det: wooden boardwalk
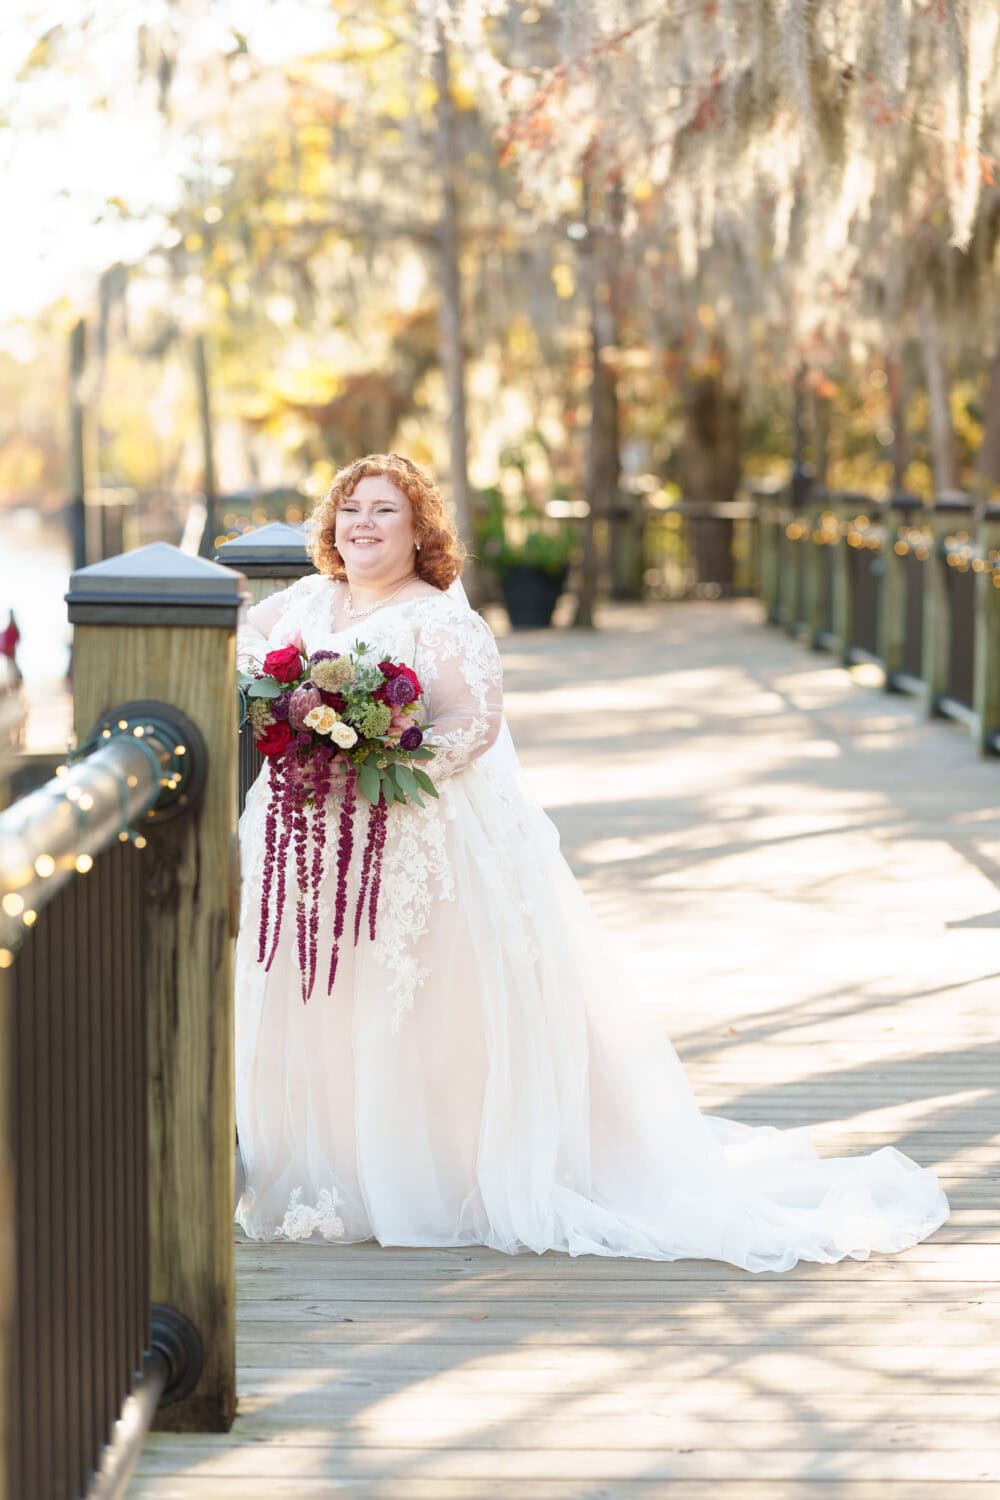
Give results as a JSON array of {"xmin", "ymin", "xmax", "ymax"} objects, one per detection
[{"xmin": 129, "ymin": 600, "xmax": 1000, "ymax": 1500}]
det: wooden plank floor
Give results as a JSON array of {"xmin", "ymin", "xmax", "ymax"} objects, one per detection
[{"xmin": 128, "ymin": 601, "xmax": 1000, "ymax": 1500}]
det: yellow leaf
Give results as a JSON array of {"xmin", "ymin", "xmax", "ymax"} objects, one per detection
[{"xmin": 552, "ymin": 264, "xmax": 576, "ymax": 299}]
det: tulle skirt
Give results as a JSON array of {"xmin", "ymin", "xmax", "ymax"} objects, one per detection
[{"xmin": 234, "ymin": 758, "xmax": 949, "ymax": 1273}]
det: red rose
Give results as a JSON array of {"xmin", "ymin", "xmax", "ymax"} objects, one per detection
[
  {"xmin": 375, "ymin": 660, "xmax": 422, "ymax": 703},
  {"xmin": 262, "ymin": 643, "xmax": 304, "ymax": 683},
  {"xmin": 257, "ymin": 720, "xmax": 294, "ymax": 757}
]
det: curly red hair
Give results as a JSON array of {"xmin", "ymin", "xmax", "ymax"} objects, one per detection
[{"xmin": 308, "ymin": 453, "xmax": 466, "ymax": 590}]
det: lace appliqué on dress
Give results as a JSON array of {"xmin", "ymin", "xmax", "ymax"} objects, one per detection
[
  {"xmin": 278, "ymin": 1186, "xmax": 346, "ymax": 1242},
  {"xmin": 368, "ymin": 601, "xmax": 502, "ymax": 1030},
  {"xmin": 415, "ymin": 606, "xmax": 503, "ymax": 780},
  {"xmin": 374, "ymin": 800, "xmax": 456, "ymax": 1033}
]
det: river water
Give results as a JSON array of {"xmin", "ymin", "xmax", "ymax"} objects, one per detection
[{"xmin": 1, "ymin": 508, "xmax": 74, "ymax": 749}]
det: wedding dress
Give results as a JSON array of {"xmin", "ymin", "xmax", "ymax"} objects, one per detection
[{"xmin": 233, "ymin": 572, "xmax": 949, "ymax": 1272}]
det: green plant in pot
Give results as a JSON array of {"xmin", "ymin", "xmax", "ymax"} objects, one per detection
[{"xmin": 476, "ymin": 482, "xmax": 576, "ymax": 629}]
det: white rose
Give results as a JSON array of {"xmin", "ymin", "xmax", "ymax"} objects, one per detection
[
  {"xmin": 330, "ymin": 722, "xmax": 358, "ymax": 749},
  {"xmin": 304, "ymin": 705, "xmax": 339, "ymax": 735}
]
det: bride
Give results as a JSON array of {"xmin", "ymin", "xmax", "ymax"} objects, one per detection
[{"xmin": 233, "ymin": 451, "xmax": 949, "ymax": 1273}]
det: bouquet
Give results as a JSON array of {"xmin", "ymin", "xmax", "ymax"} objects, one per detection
[{"xmin": 239, "ymin": 635, "xmax": 438, "ymax": 1002}]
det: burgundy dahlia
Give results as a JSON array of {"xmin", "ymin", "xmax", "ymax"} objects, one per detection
[{"xmin": 385, "ymin": 674, "xmax": 417, "ymax": 708}]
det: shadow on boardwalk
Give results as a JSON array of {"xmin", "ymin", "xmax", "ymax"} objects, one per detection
[{"xmin": 129, "ymin": 599, "xmax": 1000, "ymax": 1500}]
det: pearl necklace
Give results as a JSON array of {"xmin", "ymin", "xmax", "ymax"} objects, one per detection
[{"xmin": 343, "ymin": 574, "xmax": 419, "ymax": 620}]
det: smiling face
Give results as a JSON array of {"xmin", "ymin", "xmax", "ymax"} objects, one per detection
[{"xmin": 334, "ymin": 475, "xmax": 418, "ymax": 584}]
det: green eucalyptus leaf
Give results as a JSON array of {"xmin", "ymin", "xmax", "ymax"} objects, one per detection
[
  {"xmin": 247, "ymin": 678, "xmax": 283, "ymax": 700},
  {"xmin": 357, "ymin": 761, "xmax": 381, "ymax": 805},
  {"xmin": 412, "ymin": 768, "xmax": 439, "ymax": 798},
  {"xmin": 394, "ymin": 763, "xmax": 418, "ymax": 799}
]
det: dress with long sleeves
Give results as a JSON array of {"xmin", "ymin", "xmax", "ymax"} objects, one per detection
[{"xmin": 233, "ymin": 573, "xmax": 949, "ymax": 1271}]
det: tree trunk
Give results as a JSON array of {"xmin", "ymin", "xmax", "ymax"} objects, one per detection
[
  {"xmin": 432, "ymin": 26, "xmax": 478, "ymax": 603},
  {"xmin": 919, "ymin": 285, "xmax": 958, "ymax": 495},
  {"xmin": 810, "ymin": 389, "xmax": 830, "ymax": 488},
  {"xmin": 194, "ymin": 334, "xmax": 219, "ymax": 559},
  {"xmin": 975, "ymin": 337, "xmax": 1000, "ymax": 492},
  {"xmin": 68, "ymin": 319, "xmax": 87, "ymax": 572},
  {"xmin": 574, "ymin": 176, "xmax": 623, "ymax": 629},
  {"xmin": 790, "ymin": 361, "xmax": 811, "ymax": 507},
  {"xmin": 678, "ymin": 366, "xmax": 742, "ymax": 503},
  {"xmin": 886, "ymin": 350, "xmax": 910, "ymax": 490},
  {"xmin": 677, "ymin": 365, "xmax": 742, "ymax": 593}
]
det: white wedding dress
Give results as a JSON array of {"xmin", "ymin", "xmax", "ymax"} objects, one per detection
[{"xmin": 233, "ymin": 573, "xmax": 949, "ymax": 1272}]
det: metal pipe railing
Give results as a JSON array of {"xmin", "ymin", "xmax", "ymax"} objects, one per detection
[
  {"xmin": 87, "ymin": 1306, "xmax": 203, "ymax": 1500},
  {"xmin": 4, "ymin": 699, "xmax": 207, "ymax": 1500},
  {"xmin": 0, "ymin": 702, "xmax": 203, "ymax": 955}
]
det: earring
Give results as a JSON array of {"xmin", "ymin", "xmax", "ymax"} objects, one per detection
[{"xmin": 415, "ymin": 542, "xmax": 421, "ymax": 551}]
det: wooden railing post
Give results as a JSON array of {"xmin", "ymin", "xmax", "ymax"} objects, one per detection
[
  {"xmin": 783, "ymin": 472, "xmax": 812, "ymax": 637},
  {"xmin": 0, "ymin": 694, "xmax": 23, "ymax": 1500},
  {"xmin": 802, "ymin": 487, "xmax": 830, "ymax": 646},
  {"xmin": 830, "ymin": 494, "xmax": 855, "ymax": 662},
  {"xmin": 66, "ymin": 542, "xmax": 247, "ymax": 1432},
  {"xmin": 974, "ymin": 502, "xmax": 1000, "ymax": 754},
  {"xmin": 215, "ymin": 519, "xmax": 315, "ymax": 605},
  {"xmin": 923, "ymin": 491, "xmax": 974, "ymax": 720},
  {"xmin": 879, "ymin": 491, "xmax": 926, "ymax": 687},
  {"xmin": 758, "ymin": 492, "xmax": 784, "ymax": 624}
]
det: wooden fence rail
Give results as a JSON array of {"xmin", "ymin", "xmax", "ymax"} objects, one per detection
[
  {"xmin": 755, "ymin": 484, "xmax": 1000, "ymax": 757},
  {"xmin": 0, "ymin": 543, "xmax": 245, "ymax": 1500}
]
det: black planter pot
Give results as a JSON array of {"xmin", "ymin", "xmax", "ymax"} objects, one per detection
[{"xmin": 501, "ymin": 565, "xmax": 567, "ymax": 628}]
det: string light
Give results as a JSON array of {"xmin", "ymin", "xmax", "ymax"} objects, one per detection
[{"xmin": 0, "ymin": 712, "xmax": 189, "ymax": 953}]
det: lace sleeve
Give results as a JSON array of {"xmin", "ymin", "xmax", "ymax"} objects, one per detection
[
  {"xmin": 418, "ymin": 608, "xmax": 504, "ymax": 782},
  {"xmin": 236, "ymin": 575, "xmax": 317, "ymax": 670}
]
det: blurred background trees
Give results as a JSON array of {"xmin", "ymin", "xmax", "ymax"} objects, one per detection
[{"xmin": 4, "ymin": 0, "xmax": 1000, "ymax": 608}]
